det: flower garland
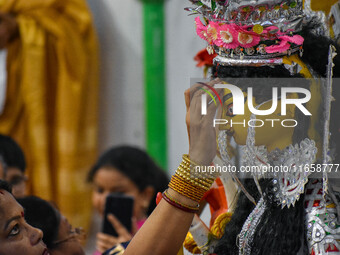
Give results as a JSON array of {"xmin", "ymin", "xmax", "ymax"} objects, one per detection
[{"xmin": 195, "ymin": 17, "xmax": 304, "ymax": 55}]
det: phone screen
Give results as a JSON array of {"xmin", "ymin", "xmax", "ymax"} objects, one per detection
[{"xmin": 102, "ymin": 193, "xmax": 134, "ymax": 236}]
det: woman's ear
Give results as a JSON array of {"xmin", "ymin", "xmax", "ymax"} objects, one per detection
[{"xmin": 141, "ymin": 186, "xmax": 155, "ymax": 207}]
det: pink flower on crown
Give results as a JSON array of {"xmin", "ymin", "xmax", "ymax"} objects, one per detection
[
  {"xmin": 281, "ymin": 35, "xmax": 304, "ymax": 45},
  {"xmin": 195, "ymin": 17, "xmax": 214, "ymax": 44},
  {"xmin": 237, "ymin": 29, "xmax": 260, "ymax": 48},
  {"xmin": 215, "ymin": 23, "xmax": 239, "ymax": 49},
  {"xmin": 265, "ymin": 35, "xmax": 304, "ymax": 53},
  {"xmin": 206, "ymin": 22, "xmax": 219, "ymax": 42}
]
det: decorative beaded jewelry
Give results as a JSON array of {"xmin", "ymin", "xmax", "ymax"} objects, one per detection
[
  {"xmin": 168, "ymin": 154, "xmax": 218, "ymax": 203},
  {"xmin": 162, "ymin": 189, "xmax": 200, "ymax": 213}
]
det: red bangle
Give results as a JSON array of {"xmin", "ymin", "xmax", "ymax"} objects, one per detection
[{"xmin": 162, "ymin": 191, "xmax": 199, "ymax": 213}]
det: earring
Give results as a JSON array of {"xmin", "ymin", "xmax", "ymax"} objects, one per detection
[{"xmin": 143, "ymin": 200, "xmax": 149, "ymax": 208}]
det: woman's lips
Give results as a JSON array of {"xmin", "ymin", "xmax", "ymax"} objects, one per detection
[{"xmin": 42, "ymin": 248, "xmax": 50, "ymax": 255}]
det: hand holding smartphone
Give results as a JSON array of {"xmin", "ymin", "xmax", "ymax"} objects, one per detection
[{"xmin": 102, "ymin": 193, "xmax": 134, "ymax": 237}]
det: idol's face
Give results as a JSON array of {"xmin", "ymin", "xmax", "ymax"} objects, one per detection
[
  {"xmin": 219, "ymin": 88, "xmax": 297, "ymax": 151},
  {"xmin": 0, "ymin": 190, "xmax": 49, "ymax": 255}
]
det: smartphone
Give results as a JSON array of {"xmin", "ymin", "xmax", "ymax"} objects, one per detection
[{"xmin": 102, "ymin": 193, "xmax": 134, "ymax": 237}]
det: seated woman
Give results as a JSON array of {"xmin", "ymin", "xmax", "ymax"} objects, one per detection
[
  {"xmin": 0, "ymin": 179, "xmax": 48, "ymax": 255},
  {"xmin": 87, "ymin": 145, "xmax": 169, "ymax": 253},
  {"xmin": 17, "ymin": 196, "xmax": 85, "ymax": 255}
]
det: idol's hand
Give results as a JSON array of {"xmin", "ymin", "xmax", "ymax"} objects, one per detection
[{"xmin": 185, "ymin": 78, "xmax": 223, "ymax": 166}]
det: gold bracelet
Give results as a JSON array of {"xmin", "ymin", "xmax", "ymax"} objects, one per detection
[
  {"xmin": 174, "ymin": 171, "xmax": 212, "ymax": 190},
  {"xmin": 175, "ymin": 168, "xmax": 213, "ymax": 188},
  {"xmin": 169, "ymin": 176, "xmax": 205, "ymax": 202},
  {"xmin": 163, "ymin": 189, "xmax": 199, "ymax": 210},
  {"xmin": 176, "ymin": 163, "xmax": 215, "ymax": 188},
  {"xmin": 168, "ymin": 154, "xmax": 217, "ymax": 203},
  {"xmin": 178, "ymin": 156, "xmax": 215, "ymax": 187},
  {"xmin": 182, "ymin": 154, "xmax": 218, "ymax": 179}
]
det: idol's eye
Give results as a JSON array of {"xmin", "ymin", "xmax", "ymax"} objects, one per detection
[
  {"xmin": 226, "ymin": 103, "xmax": 235, "ymax": 117},
  {"xmin": 9, "ymin": 224, "xmax": 20, "ymax": 237}
]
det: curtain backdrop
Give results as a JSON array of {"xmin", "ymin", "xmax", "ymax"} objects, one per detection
[{"xmin": 0, "ymin": 0, "xmax": 99, "ymax": 230}]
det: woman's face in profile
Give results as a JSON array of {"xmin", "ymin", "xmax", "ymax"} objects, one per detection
[{"xmin": 0, "ymin": 190, "xmax": 49, "ymax": 255}]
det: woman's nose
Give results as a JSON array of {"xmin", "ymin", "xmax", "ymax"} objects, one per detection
[
  {"xmin": 98, "ymin": 192, "xmax": 109, "ymax": 214},
  {"xmin": 101, "ymin": 191, "xmax": 110, "ymax": 204},
  {"xmin": 29, "ymin": 225, "xmax": 44, "ymax": 246}
]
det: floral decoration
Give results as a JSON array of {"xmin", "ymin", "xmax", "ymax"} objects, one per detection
[
  {"xmin": 194, "ymin": 48, "xmax": 217, "ymax": 67},
  {"xmin": 194, "ymin": 17, "xmax": 304, "ymax": 55}
]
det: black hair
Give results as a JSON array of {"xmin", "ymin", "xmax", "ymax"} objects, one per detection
[
  {"xmin": 214, "ymin": 179, "xmax": 305, "ymax": 255},
  {"xmin": 16, "ymin": 196, "xmax": 60, "ymax": 249},
  {"xmin": 88, "ymin": 146, "xmax": 169, "ymax": 215},
  {"xmin": 300, "ymin": 27, "xmax": 340, "ymax": 164},
  {"xmin": 214, "ymin": 179, "xmax": 260, "ymax": 254},
  {"xmin": 0, "ymin": 134, "xmax": 26, "ymax": 173},
  {"xmin": 0, "ymin": 179, "xmax": 12, "ymax": 193}
]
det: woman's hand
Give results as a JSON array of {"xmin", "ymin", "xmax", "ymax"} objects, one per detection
[
  {"xmin": 0, "ymin": 12, "xmax": 19, "ymax": 49},
  {"xmin": 185, "ymin": 78, "xmax": 223, "ymax": 166},
  {"xmin": 96, "ymin": 214, "xmax": 137, "ymax": 253}
]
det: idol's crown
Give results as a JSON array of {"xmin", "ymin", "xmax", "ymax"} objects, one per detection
[{"xmin": 186, "ymin": 0, "xmax": 326, "ymax": 66}]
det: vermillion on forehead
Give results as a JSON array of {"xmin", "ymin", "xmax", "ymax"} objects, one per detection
[{"xmin": 0, "ymin": 190, "xmax": 21, "ymax": 217}]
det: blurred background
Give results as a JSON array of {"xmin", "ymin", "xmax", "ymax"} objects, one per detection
[{"xmin": 86, "ymin": 0, "xmax": 205, "ymax": 174}]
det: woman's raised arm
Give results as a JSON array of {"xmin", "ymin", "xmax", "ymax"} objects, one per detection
[{"xmin": 124, "ymin": 79, "xmax": 223, "ymax": 255}]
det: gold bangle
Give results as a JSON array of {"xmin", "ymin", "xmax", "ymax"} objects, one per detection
[
  {"xmin": 174, "ymin": 173, "xmax": 211, "ymax": 191},
  {"xmin": 176, "ymin": 164, "xmax": 215, "ymax": 187},
  {"xmin": 169, "ymin": 176, "xmax": 205, "ymax": 202},
  {"xmin": 163, "ymin": 189, "xmax": 199, "ymax": 210},
  {"xmin": 179, "ymin": 156, "xmax": 214, "ymax": 180},
  {"xmin": 177, "ymin": 166, "xmax": 215, "ymax": 184},
  {"xmin": 171, "ymin": 175, "xmax": 206, "ymax": 196},
  {"xmin": 175, "ymin": 170, "xmax": 213, "ymax": 189},
  {"xmin": 182, "ymin": 154, "xmax": 199, "ymax": 166},
  {"xmin": 168, "ymin": 154, "xmax": 217, "ymax": 203}
]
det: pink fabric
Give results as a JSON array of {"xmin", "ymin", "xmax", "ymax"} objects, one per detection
[{"xmin": 136, "ymin": 219, "xmax": 146, "ymax": 230}]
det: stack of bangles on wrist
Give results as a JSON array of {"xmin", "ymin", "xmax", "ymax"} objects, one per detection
[
  {"xmin": 162, "ymin": 189, "xmax": 199, "ymax": 213},
  {"xmin": 163, "ymin": 154, "xmax": 218, "ymax": 213}
]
